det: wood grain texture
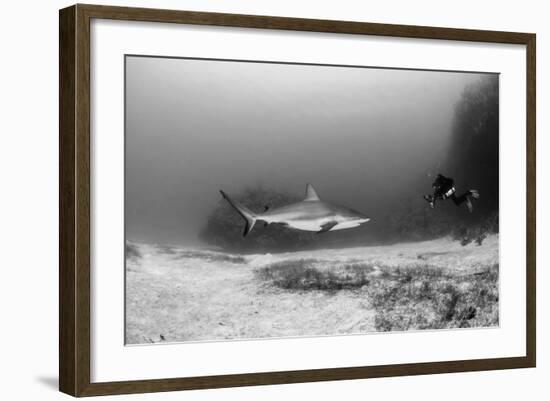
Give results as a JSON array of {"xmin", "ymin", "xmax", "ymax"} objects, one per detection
[
  {"xmin": 78, "ymin": 3, "xmax": 533, "ymax": 43},
  {"xmin": 59, "ymin": 3, "xmax": 536, "ymax": 397},
  {"xmin": 59, "ymin": 4, "xmax": 92, "ymax": 396},
  {"xmin": 77, "ymin": 357, "xmax": 533, "ymax": 396},
  {"xmin": 59, "ymin": 5, "xmax": 76, "ymax": 396},
  {"xmin": 525, "ymin": 34, "xmax": 536, "ymax": 367},
  {"xmin": 75, "ymin": 4, "xmax": 92, "ymax": 396}
]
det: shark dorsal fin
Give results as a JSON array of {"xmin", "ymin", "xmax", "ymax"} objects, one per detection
[{"xmin": 304, "ymin": 183, "xmax": 321, "ymax": 201}]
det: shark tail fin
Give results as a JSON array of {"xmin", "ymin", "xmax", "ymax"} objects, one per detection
[{"xmin": 219, "ymin": 190, "xmax": 257, "ymax": 237}]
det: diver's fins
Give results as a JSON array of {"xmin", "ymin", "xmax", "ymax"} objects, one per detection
[
  {"xmin": 423, "ymin": 195, "xmax": 435, "ymax": 209},
  {"xmin": 465, "ymin": 197, "xmax": 474, "ymax": 213},
  {"xmin": 465, "ymin": 190, "xmax": 480, "ymax": 213}
]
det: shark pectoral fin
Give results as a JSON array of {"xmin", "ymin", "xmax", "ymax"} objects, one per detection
[{"xmin": 317, "ymin": 221, "xmax": 338, "ymax": 234}]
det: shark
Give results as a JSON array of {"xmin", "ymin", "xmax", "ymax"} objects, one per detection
[{"xmin": 219, "ymin": 184, "xmax": 370, "ymax": 237}]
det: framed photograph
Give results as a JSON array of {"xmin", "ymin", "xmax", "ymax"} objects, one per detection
[{"xmin": 59, "ymin": 4, "xmax": 536, "ymax": 397}]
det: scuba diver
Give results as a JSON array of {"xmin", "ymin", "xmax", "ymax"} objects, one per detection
[{"xmin": 423, "ymin": 174, "xmax": 480, "ymax": 212}]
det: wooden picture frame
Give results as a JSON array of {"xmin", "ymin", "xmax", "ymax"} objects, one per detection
[{"xmin": 59, "ymin": 3, "xmax": 536, "ymax": 397}]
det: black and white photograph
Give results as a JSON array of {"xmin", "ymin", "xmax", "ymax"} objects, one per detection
[
  {"xmin": 1, "ymin": 0, "xmax": 543, "ymax": 398},
  {"xmin": 124, "ymin": 56, "xmax": 499, "ymax": 345}
]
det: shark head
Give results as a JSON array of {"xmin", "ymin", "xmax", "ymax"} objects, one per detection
[
  {"xmin": 335, "ymin": 206, "xmax": 370, "ymax": 229},
  {"xmin": 352, "ymin": 215, "xmax": 371, "ymax": 226},
  {"xmin": 304, "ymin": 184, "xmax": 370, "ymax": 231}
]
